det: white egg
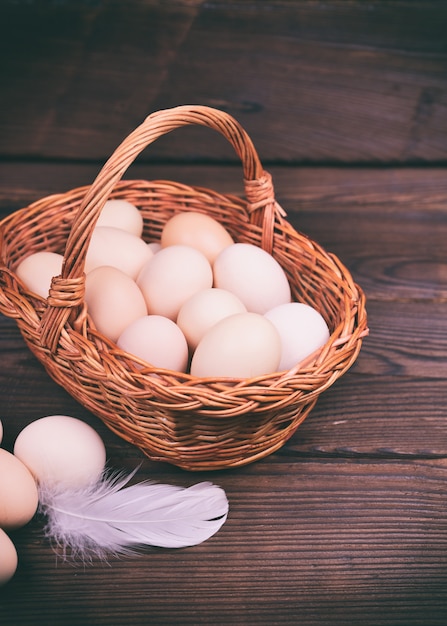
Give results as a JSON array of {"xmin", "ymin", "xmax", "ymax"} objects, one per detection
[
  {"xmin": 190, "ymin": 312, "xmax": 281, "ymax": 379},
  {"xmin": 85, "ymin": 266, "xmax": 148, "ymax": 342},
  {"xmin": 213, "ymin": 243, "xmax": 291, "ymax": 314},
  {"xmin": 137, "ymin": 245, "xmax": 213, "ymax": 321},
  {"xmin": 117, "ymin": 315, "xmax": 189, "ymax": 372},
  {"xmin": 85, "ymin": 226, "xmax": 153, "ymax": 279},
  {"xmin": 16, "ymin": 251, "xmax": 64, "ymax": 299},
  {"xmin": 264, "ymin": 302, "xmax": 330, "ymax": 371},
  {"xmin": 96, "ymin": 199, "xmax": 144, "ymax": 237},
  {"xmin": 177, "ymin": 288, "xmax": 247, "ymax": 350},
  {"xmin": 14, "ymin": 415, "xmax": 107, "ymax": 490}
]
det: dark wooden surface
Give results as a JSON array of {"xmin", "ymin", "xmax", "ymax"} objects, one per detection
[
  {"xmin": 1, "ymin": 2, "xmax": 447, "ymax": 625},
  {"xmin": 1, "ymin": 0, "xmax": 447, "ymax": 164}
]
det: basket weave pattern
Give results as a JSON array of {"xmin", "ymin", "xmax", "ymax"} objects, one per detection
[{"xmin": 0, "ymin": 106, "xmax": 368, "ymax": 470}]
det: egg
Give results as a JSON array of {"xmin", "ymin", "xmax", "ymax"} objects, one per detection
[
  {"xmin": 16, "ymin": 251, "xmax": 64, "ymax": 299},
  {"xmin": 190, "ymin": 312, "xmax": 281, "ymax": 378},
  {"xmin": 177, "ymin": 288, "xmax": 247, "ymax": 350},
  {"xmin": 137, "ymin": 245, "xmax": 213, "ymax": 321},
  {"xmin": 147, "ymin": 242, "xmax": 161, "ymax": 254},
  {"xmin": 0, "ymin": 449, "xmax": 38, "ymax": 530},
  {"xmin": 213, "ymin": 243, "xmax": 292, "ymax": 314},
  {"xmin": 85, "ymin": 266, "xmax": 148, "ymax": 342},
  {"xmin": 0, "ymin": 529, "xmax": 18, "ymax": 586},
  {"xmin": 117, "ymin": 315, "xmax": 189, "ymax": 372},
  {"xmin": 96, "ymin": 199, "xmax": 144, "ymax": 237},
  {"xmin": 85, "ymin": 226, "xmax": 153, "ymax": 279},
  {"xmin": 161, "ymin": 211, "xmax": 234, "ymax": 264},
  {"xmin": 264, "ymin": 302, "xmax": 330, "ymax": 371},
  {"xmin": 14, "ymin": 415, "xmax": 107, "ymax": 490}
]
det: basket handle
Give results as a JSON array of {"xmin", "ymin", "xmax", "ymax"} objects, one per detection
[{"xmin": 40, "ymin": 104, "xmax": 285, "ymax": 351}]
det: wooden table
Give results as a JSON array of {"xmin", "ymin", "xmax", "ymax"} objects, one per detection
[
  {"xmin": 1, "ymin": 162, "xmax": 446, "ymax": 625},
  {"xmin": 1, "ymin": 2, "xmax": 447, "ymax": 624}
]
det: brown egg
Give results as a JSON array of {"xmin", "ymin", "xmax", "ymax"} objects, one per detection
[
  {"xmin": 161, "ymin": 211, "xmax": 234, "ymax": 264},
  {"xmin": 0, "ymin": 529, "xmax": 18, "ymax": 586},
  {"xmin": 85, "ymin": 266, "xmax": 148, "ymax": 342},
  {"xmin": 0, "ymin": 449, "xmax": 38, "ymax": 530},
  {"xmin": 177, "ymin": 288, "xmax": 247, "ymax": 351}
]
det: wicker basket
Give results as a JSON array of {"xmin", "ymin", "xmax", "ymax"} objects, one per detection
[{"xmin": 0, "ymin": 105, "xmax": 368, "ymax": 471}]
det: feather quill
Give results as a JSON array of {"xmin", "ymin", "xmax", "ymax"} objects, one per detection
[{"xmin": 37, "ymin": 469, "xmax": 229, "ymax": 562}]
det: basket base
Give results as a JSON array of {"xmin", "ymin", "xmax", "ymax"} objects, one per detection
[{"xmin": 68, "ymin": 382, "xmax": 318, "ymax": 471}]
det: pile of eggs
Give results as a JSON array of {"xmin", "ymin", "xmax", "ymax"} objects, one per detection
[
  {"xmin": 0, "ymin": 415, "xmax": 107, "ymax": 585},
  {"xmin": 0, "ymin": 418, "xmax": 38, "ymax": 586},
  {"xmin": 16, "ymin": 201, "xmax": 330, "ymax": 378}
]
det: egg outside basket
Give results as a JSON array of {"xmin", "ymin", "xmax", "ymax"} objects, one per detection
[{"xmin": 0, "ymin": 105, "xmax": 368, "ymax": 471}]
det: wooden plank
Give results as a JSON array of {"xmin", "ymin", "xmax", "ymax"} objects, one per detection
[
  {"xmin": 3, "ymin": 162, "xmax": 447, "ymax": 214},
  {"xmin": 150, "ymin": 1, "xmax": 447, "ymax": 164},
  {"xmin": 2, "ymin": 458, "xmax": 447, "ymax": 625},
  {"xmin": 1, "ymin": 304, "xmax": 446, "ymax": 460},
  {"xmin": 0, "ymin": 162, "xmax": 445, "ymax": 302},
  {"xmin": 1, "ymin": 160, "xmax": 446, "ymax": 623},
  {"xmin": 0, "ymin": 0, "xmax": 202, "ymax": 159},
  {"xmin": 1, "ymin": 1, "xmax": 447, "ymax": 163},
  {"xmin": 286, "ymin": 373, "xmax": 447, "ymax": 458},
  {"xmin": 2, "ymin": 162, "xmax": 447, "ymax": 214},
  {"xmin": 353, "ymin": 300, "xmax": 447, "ymax": 379}
]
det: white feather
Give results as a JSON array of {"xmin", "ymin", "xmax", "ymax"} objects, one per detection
[{"xmin": 37, "ymin": 469, "xmax": 229, "ymax": 561}]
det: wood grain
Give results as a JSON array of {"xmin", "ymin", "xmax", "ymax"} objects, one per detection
[
  {"xmin": 1, "ymin": 3, "xmax": 447, "ymax": 618},
  {"xmin": 1, "ymin": 1, "xmax": 447, "ymax": 163},
  {"xmin": 2, "ymin": 458, "xmax": 447, "ymax": 625},
  {"xmin": 1, "ymin": 160, "xmax": 446, "ymax": 624},
  {"xmin": 1, "ymin": 161, "xmax": 445, "ymax": 303}
]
